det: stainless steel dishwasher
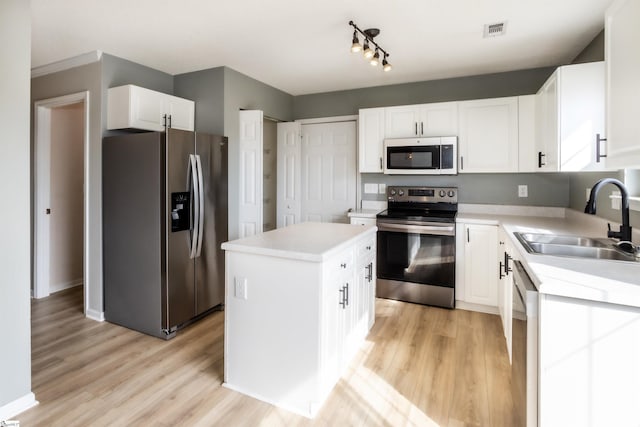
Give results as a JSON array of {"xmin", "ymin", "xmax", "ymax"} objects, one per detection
[{"xmin": 512, "ymin": 261, "xmax": 538, "ymax": 427}]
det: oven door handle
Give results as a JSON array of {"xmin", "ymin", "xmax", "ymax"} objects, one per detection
[{"xmin": 377, "ymin": 222, "xmax": 455, "ymax": 236}]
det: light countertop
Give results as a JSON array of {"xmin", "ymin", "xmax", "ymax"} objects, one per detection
[
  {"xmin": 221, "ymin": 222, "xmax": 377, "ymax": 262},
  {"xmin": 457, "ymin": 208, "xmax": 640, "ymax": 308}
]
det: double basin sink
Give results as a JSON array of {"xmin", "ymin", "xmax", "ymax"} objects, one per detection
[{"xmin": 514, "ymin": 232, "xmax": 639, "ymax": 262}]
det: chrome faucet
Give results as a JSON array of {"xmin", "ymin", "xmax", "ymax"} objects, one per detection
[{"xmin": 584, "ymin": 178, "xmax": 633, "ymax": 243}]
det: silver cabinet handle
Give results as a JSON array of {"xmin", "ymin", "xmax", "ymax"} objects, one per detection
[
  {"xmin": 379, "ymin": 157, "xmax": 383, "ymax": 170},
  {"xmin": 414, "ymin": 122, "xmax": 418, "ymax": 135},
  {"xmin": 420, "ymin": 122, "xmax": 424, "ymax": 135}
]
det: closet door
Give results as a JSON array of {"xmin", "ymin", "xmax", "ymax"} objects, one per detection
[
  {"xmin": 238, "ymin": 110, "xmax": 263, "ymax": 238},
  {"xmin": 300, "ymin": 121, "xmax": 357, "ymax": 223},
  {"xmin": 276, "ymin": 122, "xmax": 301, "ymax": 228}
]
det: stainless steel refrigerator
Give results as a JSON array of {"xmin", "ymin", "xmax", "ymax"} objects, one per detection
[{"xmin": 103, "ymin": 129, "xmax": 228, "ymax": 339}]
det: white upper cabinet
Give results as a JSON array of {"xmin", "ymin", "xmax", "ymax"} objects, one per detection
[
  {"xmin": 535, "ymin": 62, "xmax": 606, "ymax": 172},
  {"xmin": 384, "ymin": 102, "xmax": 458, "ymax": 138},
  {"xmin": 458, "ymin": 97, "xmax": 519, "ymax": 173},
  {"xmin": 518, "ymin": 95, "xmax": 537, "ymax": 172},
  {"xmin": 605, "ymin": 0, "xmax": 640, "ymax": 168},
  {"xmin": 108, "ymin": 85, "xmax": 195, "ymax": 131},
  {"xmin": 358, "ymin": 107, "xmax": 385, "ymax": 173}
]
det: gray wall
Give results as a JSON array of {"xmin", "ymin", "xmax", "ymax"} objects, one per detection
[
  {"xmin": 223, "ymin": 67, "xmax": 294, "ymax": 240},
  {"xmin": 362, "ymin": 173, "xmax": 570, "ymax": 207},
  {"xmin": 293, "ymin": 67, "xmax": 555, "ymax": 119},
  {"xmin": 0, "ymin": 0, "xmax": 32, "ymax": 411},
  {"xmin": 174, "ymin": 67, "xmax": 225, "ymax": 135},
  {"xmin": 572, "ymin": 30, "xmax": 605, "ymax": 64},
  {"xmin": 31, "ymin": 61, "xmax": 103, "ymax": 316}
]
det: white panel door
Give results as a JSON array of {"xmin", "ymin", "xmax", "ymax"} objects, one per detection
[
  {"xmin": 301, "ymin": 122, "xmax": 357, "ymax": 224},
  {"xmin": 276, "ymin": 122, "xmax": 301, "ymax": 228},
  {"xmin": 238, "ymin": 110, "xmax": 263, "ymax": 238}
]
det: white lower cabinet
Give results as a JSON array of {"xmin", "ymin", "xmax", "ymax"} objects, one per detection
[
  {"xmin": 539, "ymin": 294, "xmax": 640, "ymax": 426},
  {"xmin": 455, "ymin": 222, "xmax": 499, "ymax": 309},
  {"xmin": 224, "ymin": 230, "xmax": 376, "ymax": 418}
]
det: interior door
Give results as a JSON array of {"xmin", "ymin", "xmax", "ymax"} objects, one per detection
[
  {"xmin": 238, "ymin": 110, "xmax": 263, "ymax": 237},
  {"xmin": 301, "ymin": 121, "xmax": 357, "ymax": 223},
  {"xmin": 276, "ymin": 121, "xmax": 301, "ymax": 227}
]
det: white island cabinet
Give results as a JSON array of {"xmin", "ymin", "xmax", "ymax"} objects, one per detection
[{"xmin": 221, "ymin": 222, "xmax": 377, "ymax": 418}]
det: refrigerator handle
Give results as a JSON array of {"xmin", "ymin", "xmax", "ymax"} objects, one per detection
[
  {"xmin": 188, "ymin": 154, "xmax": 199, "ymax": 259},
  {"xmin": 195, "ymin": 154, "xmax": 205, "ymax": 258}
]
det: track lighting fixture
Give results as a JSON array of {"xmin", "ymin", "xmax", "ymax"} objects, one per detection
[{"xmin": 348, "ymin": 20, "xmax": 391, "ymax": 72}]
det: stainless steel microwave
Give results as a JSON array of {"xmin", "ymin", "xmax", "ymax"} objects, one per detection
[{"xmin": 383, "ymin": 137, "xmax": 457, "ymax": 175}]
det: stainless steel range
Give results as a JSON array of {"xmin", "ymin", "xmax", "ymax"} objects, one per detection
[{"xmin": 376, "ymin": 186, "xmax": 457, "ymax": 308}]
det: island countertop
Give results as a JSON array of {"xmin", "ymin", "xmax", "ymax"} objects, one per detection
[{"xmin": 221, "ymin": 222, "xmax": 377, "ymax": 262}]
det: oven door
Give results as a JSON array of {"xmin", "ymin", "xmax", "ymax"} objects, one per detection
[{"xmin": 376, "ymin": 220, "xmax": 455, "ymax": 304}]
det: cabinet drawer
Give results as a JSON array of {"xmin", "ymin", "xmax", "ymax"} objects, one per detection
[
  {"xmin": 357, "ymin": 237, "xmax": 376, "ymax": 260},
  {"xmin": 328, "ymin": 248, "xmax": 355, "ymax": 277}
]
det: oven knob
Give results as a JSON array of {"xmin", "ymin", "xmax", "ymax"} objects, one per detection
[
  {"xmin": 398, "ymin": 189, "xmax": 405, "ymax": 196},
  {"xmin": 389, "ymin": 189, "xmax": 396, "ymax": 196},
  {"xmin": 439, "ymin": 190, "xmax": 446, "ymax": 197},
  {"xmin": 448, "ymin": 190, "xmax": 455, "ymax": 197}
]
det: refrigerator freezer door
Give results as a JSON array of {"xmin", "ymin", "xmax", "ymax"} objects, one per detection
[
  {"xmin": 166, "ymin": 129, "xmax": 196, "ymax": 329},
  {"xmin": 194, "ymin": 133, "xmax": 228, "ymax": 314}
]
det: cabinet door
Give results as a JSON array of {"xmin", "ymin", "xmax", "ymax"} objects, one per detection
[
  {"xmin": 358, "ymin": 108, "xmax": 385, "ymax": 172},
  {"xmin": 463, "ymin": 224, "xmax": 498, "ymax": 306},
  {"xmin": 558, "ymin": 62, "xmax": 606, "ymax": 171},
  {"xmin": 518, "ymin": 95, "xmax": 537, "ymax": 172},
  {"xmin": 458, "ymin": 97, "xmax": 519, "ymax": 173},
  {"xmin": 605, "ymin": 0, "xmax": 640, "ymax": 168},
  {"xmin": 418, "ymin": 102, "xmax": 458, "ymax": 136},
  {"xmin": 535, "ymin": 72, "xmax": 560, "ymax": 171},
  {"xmin": 130, "ymin": 86, "xmax": 165, "ymax": 131},
  {"xmin": 164, "ymin": 95, "xmax": 195, "ymax": 131},
  {"xmin": 385, "ymin": 105, "xmax": 420, "ymax": 138}
]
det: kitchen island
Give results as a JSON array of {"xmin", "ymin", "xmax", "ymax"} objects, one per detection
[{"xmin": 221, "ymin": 222, "xmax": 377, "ymax": 418}]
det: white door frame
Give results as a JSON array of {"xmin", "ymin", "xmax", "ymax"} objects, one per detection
[{"xmin": 34, "ymin": 91, "xmax": 90, "ymax": 315}]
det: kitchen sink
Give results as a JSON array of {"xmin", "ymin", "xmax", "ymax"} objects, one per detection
[
  {"xmin": 515, "ymin": 232, "xmax": 609, "ymax": 247},
  {"xmin": 514, "ymin": 232, "xmax": 638, "ymax": 262}
]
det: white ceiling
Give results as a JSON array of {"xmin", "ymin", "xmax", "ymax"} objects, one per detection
[{"xmin": 31, "ymin": 0, "xmax": 613, "ymax": 96}]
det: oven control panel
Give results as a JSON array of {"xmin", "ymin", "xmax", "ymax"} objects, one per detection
[{"xmin": 387, "ymin": 186, "xmax": 457, "ymax": 204}]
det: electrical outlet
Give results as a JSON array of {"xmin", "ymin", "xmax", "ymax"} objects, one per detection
[
  {"xmin": 518, "ymin": 185, "xmax": 528, "ymax": 198},
  {"xmin": 378, "ymin": 183, "xmax": 387, "ymax": 194},
  {"xmin": 611, "ymin": 190, "xmax": 621, "ymax": 210},
  {"xmin": 234, "ymin": 277, "xmax": 248, "ymax": 300},
  {"xmin": 586, "ymin": 188, "xmax": 591, "ymax": 201}
]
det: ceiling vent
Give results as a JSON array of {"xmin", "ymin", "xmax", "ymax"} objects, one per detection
[{"xmin": 483, "ymin": 22, "xmax": 507, "ymax": 38}]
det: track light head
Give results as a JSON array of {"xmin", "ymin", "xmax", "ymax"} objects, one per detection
[
  {"xmin": 382, "ymin": 56, "xmax": 392, "ymax": 72},
  {"xmin": 370, "ymin": 49, "xmax": 380, "ymax": 66},
  {"xmin": 363, "ymin": 41, "xmax": 374, "ymax": 59},
  {"xmin": 351, "ymin": 31, "xmax": 362, "ymax": 53}
]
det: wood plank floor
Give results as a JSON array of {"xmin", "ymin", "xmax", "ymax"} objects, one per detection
[{"xmin": 19, "ymin": 286, "xmax": 516, "ymax": 426}]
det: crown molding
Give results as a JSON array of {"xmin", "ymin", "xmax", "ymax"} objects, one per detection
[{"xmin": 31, "ymin": 50, "xmax": 103, "ymax": 78}]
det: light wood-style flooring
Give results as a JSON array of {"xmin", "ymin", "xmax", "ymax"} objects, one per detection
[{"xmin": 19, "ymin": 286, "xmax": 516, "ymax": 426}]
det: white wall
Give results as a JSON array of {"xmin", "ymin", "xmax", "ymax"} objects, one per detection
[
  {"xmin": 50, "ymin": 103, "xmax": 84, "ymax": 291},
  {"xmin": 0, "ymin": 0, "xmax": 34, "ymax": 417}
]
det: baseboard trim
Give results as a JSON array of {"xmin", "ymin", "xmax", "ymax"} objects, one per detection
[
  {"xmin": 0, "ymin": 392, "xmax": 38, "ymax": 421},
  {"xmin": 50, "ymin": 278, "xmax": 83, "ymax": 294},
  {"xmin": 85, "ymin": 308, "xmax": 105, "ymax": 322},
  {"xmin": 455, "ymin": 300, "xmax": 499, "ymax": 315}
]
